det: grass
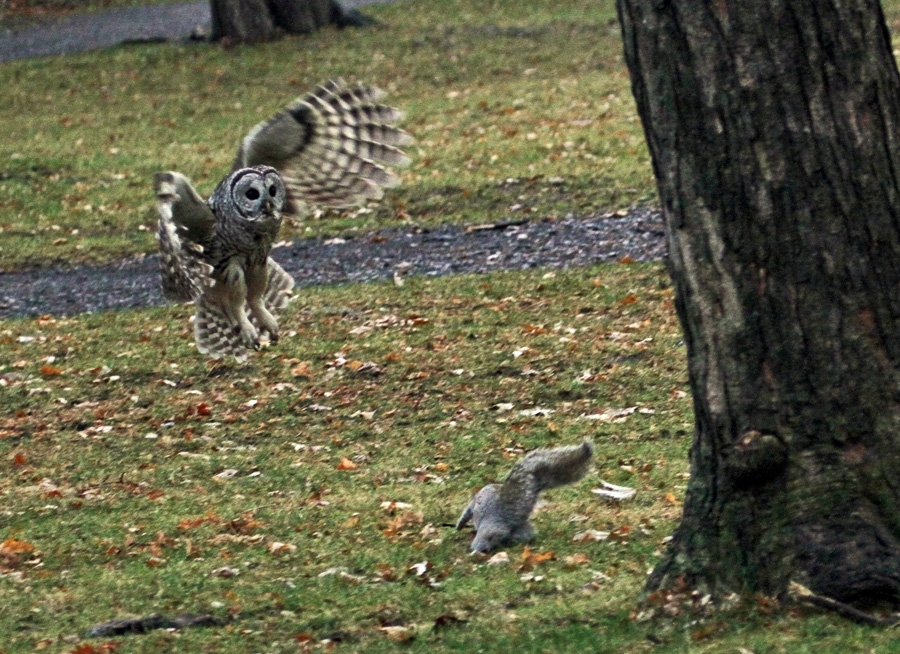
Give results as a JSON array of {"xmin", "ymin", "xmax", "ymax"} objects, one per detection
[
  {"xmin": 5, "ymin": 0, "xmax": 900, "ymax": 651},
  {"xmin": 3, "ymin": 264, "xmax": 900, "ymax": 653},
  {"xmin": 0, "ymin": 0, "xmax": 652, "ymax": 271}
]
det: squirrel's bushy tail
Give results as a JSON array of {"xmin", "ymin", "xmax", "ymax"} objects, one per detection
[{"xmin": 512, "ymin": 440, "xmax": 594, "ymax": 493}]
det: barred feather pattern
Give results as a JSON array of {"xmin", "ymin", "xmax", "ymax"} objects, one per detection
[
  {"xmin": 239, "ymin": 79, "xmax": 414, "ymax": 212},
  {"xmin": 192, "ymin": 257, "xmax": 295, "ymax": 362},
  {"xmin": 155, "ymin": 79, "xmax": 409, "ymax": 363},
  {"xmin": 156, "ymin": 196, "xmax": 214, "ymax": 303},
  {"xmin": 194, "ymin": 295, "xmax": 250, "ymax": 363},
  {"xmin": 249, "ymin": 258, "xmax": 295, "ymax": 334}
]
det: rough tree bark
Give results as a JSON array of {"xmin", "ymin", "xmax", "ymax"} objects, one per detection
[
  {"xmin": 210, "ymin": 0, "xmax": 373, "ymax": 43},
  {"xmin": 617, "ymin": 0, "xmax": 900, "ymax": 604}
]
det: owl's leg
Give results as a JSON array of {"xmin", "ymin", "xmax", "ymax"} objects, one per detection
[
  {"xmin": 245, "ymin": 263, "xmax": 280, "ymax": 343},
  {"xmin": 214, "ymin": 261, "xmax": 260, "ymax": 351}
]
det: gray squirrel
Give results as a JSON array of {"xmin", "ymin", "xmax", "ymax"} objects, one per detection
[{"xmin": 455, "ymin": 441, "xmax": 594, "ymax": 553}]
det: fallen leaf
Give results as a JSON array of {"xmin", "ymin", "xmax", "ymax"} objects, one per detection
[
  {"xmin": 39, "ymin": 365, "xmax": 62, "ymax": 376},
  {"xmin": 0, "ymin": 538, "xmax": 35, "ymax": 555},
  {"xmin": 564, "ymin": 553, "xmax": 590, "ymax": 568},
  {"xmin": 379, "ymin": 501, "xmax": 413, "ymax": 512},
  {"xmin": 592, "ymin": 481, "xmax": 637, "ymax": 502},
  {"xmin": 407, "ymin": 560, "xmax": 431, "ymax": 577},
  {"xmin": 619, "ymin": 293, "xmax": 639, "ymax": 305},
  {"xmin": 291, "ymin": 361, "xmax": 312, "ymax": 378},
  {"xmin": 337, "ymin": 457, "xmax": 357, "ymax": 471},
  {"xmin": 211, "ymin": 566, "xmax": 240, "ymax": 578},
  {"xmin": 609, "ymin": 525, "xmax": 632, "ymax": 540},
  {"xmin": 268, "ymin": 541, "xmax": 297, "ymax": 556},
  {"xmin": 580, "ymin": 406, "xmax": 638, "ymax": 423},
  {"xmin": 572, "ymin": 529, "xmax": 610, "ymax": 543},
  {"xmin": 517, "ymin": 547, "xmax": 556, "ymax": 571},
  {"xmin": 486, "ymin": 551, "xmax": 510, "ymax": 565},
  {"xmin": 379, "ymin": 625, "xmax": 416, "ymax": 642}
]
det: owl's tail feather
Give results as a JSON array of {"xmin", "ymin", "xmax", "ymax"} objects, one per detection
[{"xmin": 194, "ymin": 296, "xmax": 251, "ymax": 364}]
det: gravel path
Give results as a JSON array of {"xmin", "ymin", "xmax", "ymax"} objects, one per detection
[
  {"xmin": 0, "ymin": 0, "xmax": 390, "ymax": 62},
  {"xmin": 0, "ymin": 209, "xmax": 666, "ymax": 319},
  {"xmin": 0, "ymin": 2, "xmax": 210, "ymax": 62},
  {"xmin": 0, "ymin": 2, "xmax": 665, "ymax": 320}
]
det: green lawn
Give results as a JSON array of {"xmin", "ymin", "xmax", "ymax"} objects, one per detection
[
  {"xmin": 3, "ymin": 0, "xmax": 900, "ymax": 652},
  {"xmin": 5, "ymin": 264, "xmax": 898, "ymax": 653},
  {"xmin": 0, "ymin": 0, "xmax": 652, "ymax": 271}
]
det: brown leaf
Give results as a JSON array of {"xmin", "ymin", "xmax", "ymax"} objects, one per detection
[
  {"xmin": 291, "ymin": 361, "xmax": 312, "ymax": 378},
  {"xmin": 337, "ymin": 457, "xmax": 358, "ymax": 471},
  {"xmin": 12, "ymin": 452, "xmax": 26, "ymax": 466},
  {"xmin": 379, "ymin": 625, "xmax": 416, "ymax": 642},
  {"xmin": 564, "ymin": 553, "xmax": 590, "ymax": 568},
  {"xmin": 228, "ymin": 512, "xmax": 262, "ymax": 535},
  {"xmin": 619, "ymin": 293, "xmax": 639, "ymax": 306},
  {"xmin": 268, "ymin": 541, "xmax": 297, "ymax": 556},
  {"xmin": 39, "ymin": 365, "xmax": 62, "ymax": 376},
  {"xmin": 609, "ymin": 525, "xmax": 632, "ymax": 540},
  {"xmin": 618, "ymin": 255, "xmax": 636, "ymax": 264},
  {"xmin": 517, "ymin": 547, "xmax": 556, "ymax": 571}
]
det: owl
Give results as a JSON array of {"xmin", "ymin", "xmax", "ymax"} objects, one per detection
[{"xmin": 154, "ymin": 79, "xmax": 412, "ymax": 362}]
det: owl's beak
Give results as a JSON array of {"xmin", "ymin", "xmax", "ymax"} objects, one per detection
[{"xmin": 261, "ymin": 197, "xmax": 275, "ymax": 215}]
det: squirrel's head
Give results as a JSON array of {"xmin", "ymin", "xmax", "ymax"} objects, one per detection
[{"xmin": 470, "ymin": 526, "xmax": 508, "ymax": 554}]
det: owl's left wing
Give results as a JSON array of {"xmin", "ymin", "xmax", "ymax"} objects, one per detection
[
  {"xmin": 154, "ymin": 172, "xmax": 216, "ymax": 303},
  {"xmin": 233, "ymin": 79, "xmax": 413, "ymax": 215}
]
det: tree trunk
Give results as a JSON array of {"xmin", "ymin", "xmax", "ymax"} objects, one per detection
[
  {"xmin": 210, "ymin": 0, "xmax": 370, "ymax": 43},
  {"xmin": 617, "ymin": 0, "xmax": 900, "ymax": 604},
  {"xmin": 210, "ymin": 0, "xmax": 277, "ymax": 42}
]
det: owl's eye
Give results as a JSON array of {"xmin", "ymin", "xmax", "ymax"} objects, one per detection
[
  {"xmin": 245, "ymin": 188, "xmax": 261, "ymax": 201},
  {"xmin": 268, "ymin": 185, "xmax": 279, "ymax": 197}
]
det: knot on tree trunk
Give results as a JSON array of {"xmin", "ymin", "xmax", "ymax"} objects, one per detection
[{"xmin": 724, "ymin": 431, "xmax": 788, "ymax": 488}]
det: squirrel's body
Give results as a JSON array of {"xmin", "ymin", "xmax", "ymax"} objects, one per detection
[{"xmin": 456, "ymin": 441, "xmax": 593, "ymax": 553}]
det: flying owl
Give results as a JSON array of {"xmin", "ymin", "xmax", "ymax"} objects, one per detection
[{"xmin": 154, "ymin": 79, "xmax": 412, "ymax": 362}]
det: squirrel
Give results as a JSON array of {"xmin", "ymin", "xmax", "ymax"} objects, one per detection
[{"xmin": 455, "ymin": 440, "xmax": 594, "ymax": 553}]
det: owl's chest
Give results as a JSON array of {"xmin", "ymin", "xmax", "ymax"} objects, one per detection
[{"xmin": 212, "ymin": 213, "xmax": 280, "ymax": 257}]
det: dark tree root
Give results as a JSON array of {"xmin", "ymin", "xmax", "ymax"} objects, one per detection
[
  {"xmin": 790, "ymin": 582, "xmax": 900, "ymax": 626},
  {"xmin": 86, "ymin": 613, "xmax": 228, "ymax": 638},
  {"xmin": 795, "ymin": 521, "xmax": 900, "ymax": 605}
]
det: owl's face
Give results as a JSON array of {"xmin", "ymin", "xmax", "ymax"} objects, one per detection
[
  {"xmin": 231, "ymin": 166, "xmax": 286, "ymax": 220},
  {"xmin": 213, "ymin": 165, "xmax": 286, "ymax": 223}
]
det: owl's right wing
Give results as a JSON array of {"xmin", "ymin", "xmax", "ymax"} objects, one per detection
[
  {"xmin": 233, "ymin": 79, "xmax": 413, "ymax": 214},
  {"xmin": 154, "ymin": 172, "xmax": 216, "ymax": 303}
]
